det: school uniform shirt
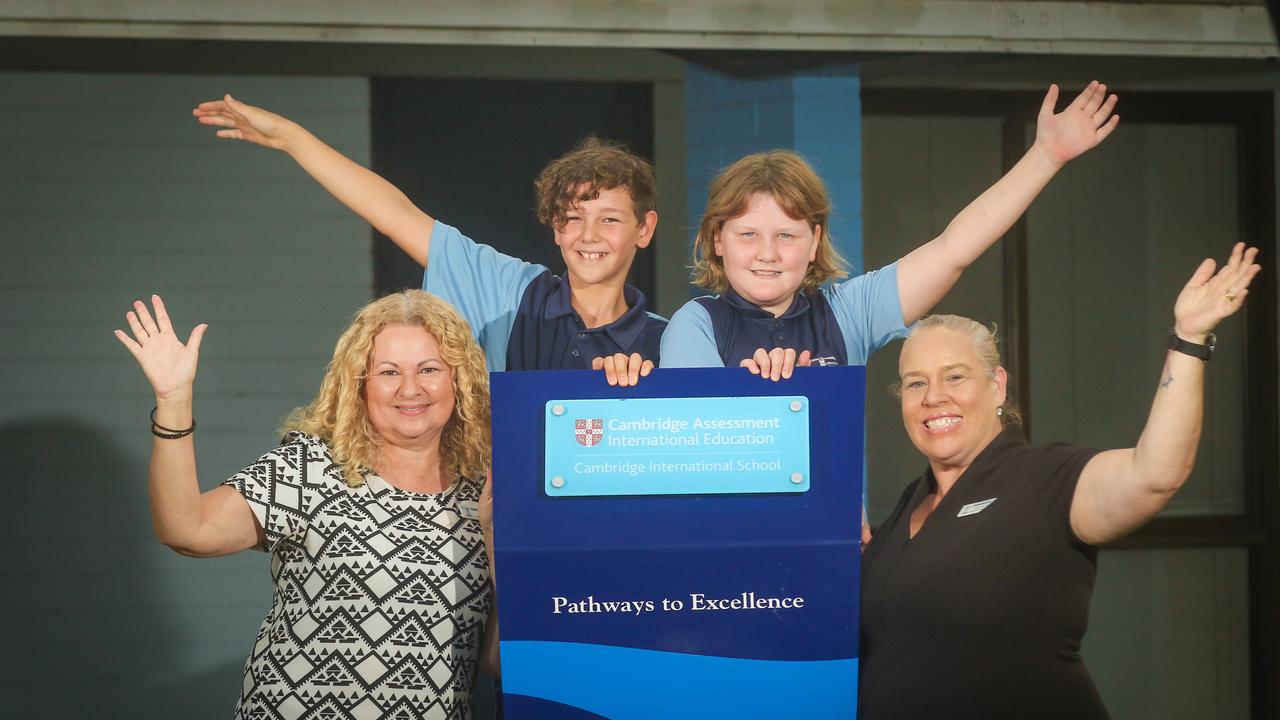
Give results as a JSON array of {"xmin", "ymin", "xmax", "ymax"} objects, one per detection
[
  {"xmin": 658, "ymin": 261, "xmax": 906, "ymax": 368},
  {"xmin": 424, "ymin": 221, "xmax": 667, "ymax": 372},
  {"xmin": 859, "ymin": 427, "xmax": 1108, "ymax": 720}
]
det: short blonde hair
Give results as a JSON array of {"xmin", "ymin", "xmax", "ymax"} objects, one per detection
[
  {"xmin": 691, "ymin": 150, "xmax": 849, "ymax": 294},
  {"xmin": 284, "ymin": 290, "xmax": 491, "ymax": 486},
  {"xmin": 896, "ymin": 314, "xmax": 1023, "ymax": 426}
]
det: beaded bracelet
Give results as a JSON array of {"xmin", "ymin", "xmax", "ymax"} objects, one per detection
[{"xmin": 151, "ymin": 407, "xmax": 196, "ymax": 439}]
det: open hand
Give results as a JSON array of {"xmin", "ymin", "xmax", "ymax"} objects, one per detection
[
  {"xmin": 592, "ymin": 352, "xmax": 653, "ymax": 387},
  {"xmin": 1173, "ymin": 243, "xmax": 1261, "ymax": 341},
  {"xmin": 1034, "ymin": 81, "xmax": 1120, "ymax": 166},
  {"xmin": 739, "ymin": 347, "xmax": 812, "ymax": 381},
  {"xmin": 193, "ymin": 95, "xmax": 291, "ymax": 150},
  {"xmin": 113, "ymin": 295, "xmax": 207, "ymax": 401}
]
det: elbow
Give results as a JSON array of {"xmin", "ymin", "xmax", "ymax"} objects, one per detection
[
  {"xmin": 1140, "ymin": 464, "xmax": 1194, "ymax": 503},
  {"xmin": 155, "ymin": 528, "xmax": 213, "ymax": 558}
]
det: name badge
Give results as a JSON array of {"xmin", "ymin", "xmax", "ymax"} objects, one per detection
[
  {"xmin": 957, "ymin": 497, "xmax": 997, "ymax": 517},
  {"xmin": 457, "ymin": 500, "xmax": 480, "ymax": 520}
]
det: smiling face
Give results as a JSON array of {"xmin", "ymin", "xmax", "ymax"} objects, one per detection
[
  {"xmin": 714, "ymin": 192, "xmax": 819, "ymax": 316},
  {"xmin": 898, "ymin": 326, "xmax": 1007, "ymax": 475},
  {"xmin": 553, "ymin": 185, "xmax": 656, "ymax": 288},
  {"xmin": 363, "ymin": 324, "xmax": 456, "ymax": 451}
]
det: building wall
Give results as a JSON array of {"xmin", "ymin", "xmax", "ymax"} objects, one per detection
[{"xmin": 0, "ymin": 71, "xmax": 373, "ymax": 718}]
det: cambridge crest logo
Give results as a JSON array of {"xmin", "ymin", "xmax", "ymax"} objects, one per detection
[{"xmin": 575, "ymin": 418, "xmax": 604, "ymax": 447}]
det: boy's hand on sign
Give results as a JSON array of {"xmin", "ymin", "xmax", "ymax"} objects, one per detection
[{"xmin": 593, "ymin": 353, "xmax": 654, "ymax": 387}]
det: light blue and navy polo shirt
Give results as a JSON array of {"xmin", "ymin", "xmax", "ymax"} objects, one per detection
[
  {"xmin": 424, "ymin": 221, "xmax": 666, "ymax": 371},
  {"xmin": 659, "ymin": 261, "xmax": 908, "ymax": 368}
]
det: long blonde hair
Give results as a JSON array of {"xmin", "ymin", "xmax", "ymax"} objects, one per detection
[
  {"xmin": 691, "ymin": 150, "xmax": 849, "ymax": 293},
  {"xmin": 284, "ymin": 290, "xmax": 491, "ymax": 486}
]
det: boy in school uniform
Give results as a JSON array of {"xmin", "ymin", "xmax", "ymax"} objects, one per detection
[{"xmin": 194, "ymin": 96, "xmax": 664, "ymax": 382}]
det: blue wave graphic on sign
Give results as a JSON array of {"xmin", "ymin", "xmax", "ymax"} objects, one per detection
[{"xmin": 501, "ymin": 640, "xmax": 858, "ymax": 719}]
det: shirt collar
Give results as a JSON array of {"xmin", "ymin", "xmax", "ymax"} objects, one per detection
[
  {"xmin": 722, "ymin": 287, "xmax": 813, "ymax": 321},
  {"xmin": 923, "ymin": 424, "xmax": 1026, "ymax": 493},
  {"xmin": 542, "ymin": 276, "xmax": 651, "ymax": 350}
]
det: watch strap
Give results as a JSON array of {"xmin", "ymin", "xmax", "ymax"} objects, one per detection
[{"xmin": 1167, "ymin": 328, "xmax": 1215, "ymax": 360}]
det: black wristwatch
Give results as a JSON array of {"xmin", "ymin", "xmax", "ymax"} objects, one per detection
[{"xmin": 1167, "ymin": 328, "xmax": 1215, "ymax": 361}]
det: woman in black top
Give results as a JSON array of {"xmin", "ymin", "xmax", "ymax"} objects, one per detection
[{"xmin": 860, "ymin": 244, "xmax": 1260, "ymax": 719}]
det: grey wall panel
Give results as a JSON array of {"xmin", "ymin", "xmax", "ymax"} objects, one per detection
[
  {"xmin": 861, "ymin": 112, "xmax": 1006, "ymax": 521},
  {"xmin": 0, "ymin": 71, "xmax": 372, "ymax": 718},
  {"xmin": 1086, "ymin": 548, "xmax": 1251, "ymax": 720},
  {"xmin": 1026, "ymin": 121, "xmax": 1246, "ymax": 516}
]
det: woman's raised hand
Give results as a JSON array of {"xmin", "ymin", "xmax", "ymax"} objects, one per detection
[
  {"xmin": 1034, "ymin": 81, "xmax": 1120, "ymax": 166},
  {"xmin": 1174, "ymin": 243, "xmax": 1261, "ymax": 340},
  {"xmin": 192, "ymin": 95, "xmax": 291, "ymax": 150},
  {"xmin": 114, "ymin": 295, "xmax": 208, "ymax": 401}
]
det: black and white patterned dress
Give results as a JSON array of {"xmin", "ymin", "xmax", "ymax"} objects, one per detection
[{"xmin": 221, "ymin": 432, "xmax": 492, "ymax": 720}]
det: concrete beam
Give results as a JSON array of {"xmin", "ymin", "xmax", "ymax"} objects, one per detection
[{"xmin": 1, "ymin": 1, "xmax": 1275, "ymax": 59}]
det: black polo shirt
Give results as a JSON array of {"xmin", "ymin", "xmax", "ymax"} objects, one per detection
[{"xmin": 860, "ymin": 427, "xmax": 1107, "ymax": 719}]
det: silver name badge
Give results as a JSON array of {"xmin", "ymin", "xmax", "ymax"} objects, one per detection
[
  {"xmin": 458, "ymin": 500, "xmax": 480, "ymax": 520},
  {"xmin": 957, "ymin": 498, "xmax": 997, "ymax": 518}
]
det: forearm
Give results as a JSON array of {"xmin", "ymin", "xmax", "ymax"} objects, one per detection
[
  {"xmin": 897, "ymin": 142, "xmax": 1063, "ymax": 322},
  {"xmin": 148, "ymin": 394, "xmax": 207, "ymax": 550},
  {"xmin": 277, "ymin": 121, "xmax": 432, "ymax": 266},
  {"xmin": 941, "ymin": 143, "xmax": 1061, "ymax": 264},
  {"xmin": 1130, "ymin": 345, "xmax": 1207, "ymax": 495}
]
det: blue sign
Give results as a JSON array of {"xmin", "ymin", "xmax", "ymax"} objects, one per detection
[
  {"xmin": 491, "ymin": 367, "xmax": 866, "ymax": 719},
  {"xmin": 544, "ymin": 395, "xmax": 811, "ymax": 496}
]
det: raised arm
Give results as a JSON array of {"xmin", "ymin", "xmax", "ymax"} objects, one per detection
[
  {"xmin": 193, "ymin": 95, "xmax": 433, "ymax": 266},
  {"xmin": 114, "ymin": 295, "xmax": 261, "ymax": 557},
  {"xmin": 896, "ymin": 81, "xmax": 1120, "ymax": 324},
  {"xmin": 1070, "ymin": 244, "xmax": 1261, "ymax": 545}
]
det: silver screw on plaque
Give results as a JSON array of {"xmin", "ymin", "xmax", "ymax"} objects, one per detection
[
  {"xmin": 551, "ymin": 404, "xmax": 565, "ymax": 416},
  {"xmin": 790, "ymin": 472, "xmax": 804, "ymax": 484},
  {"xmin": 789, "ymin": 400, "xmax": 803, "ymax": 412},
  {"xmin": 551, "ymin": 476, "xmax": 566, "ymax": 488}
]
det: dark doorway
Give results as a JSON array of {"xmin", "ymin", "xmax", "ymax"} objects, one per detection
[{"xmin": 370, "ymin": 77, "xmax": 656, "ymax": 297}]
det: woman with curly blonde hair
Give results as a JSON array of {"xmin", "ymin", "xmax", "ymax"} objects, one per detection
[{"xmin": 115, "ymin": 289, "xmax": 498, "ymax": 720}]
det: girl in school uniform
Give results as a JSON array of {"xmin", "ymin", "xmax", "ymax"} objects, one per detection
[{"xmin": 660, "ymin": 81, "xmax": 1119, "ymax": 376}]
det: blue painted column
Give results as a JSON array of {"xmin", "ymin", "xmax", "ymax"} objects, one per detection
[{"xmin": 684, "ymin": 63, "xmax": 864, "ymax": 282}]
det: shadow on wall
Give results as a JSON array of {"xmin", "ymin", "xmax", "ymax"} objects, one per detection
[{"xmin": 0, "ymin": 416, "xmax": 243, "ymax": 719}]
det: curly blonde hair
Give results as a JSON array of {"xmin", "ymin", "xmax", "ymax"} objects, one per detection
[
  {"xmin": 692, "ymin": 150, "xmax": 849, "ymax": 294},
  {"xmin": 283, "ymin": 290, "xmax": 491, "ymax": 487}
]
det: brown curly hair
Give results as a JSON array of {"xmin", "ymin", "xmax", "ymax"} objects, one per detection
[
  {"xmin": 692, "ymin": 150, "xmax": 849, "ymax": 294},
  {"xmin": 283, "ymin": 290, "xmax": 491, "ymax": 487},
  {"xmin": 534, "ymin": 136, "xmax": 657, "ymax": 228}
]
